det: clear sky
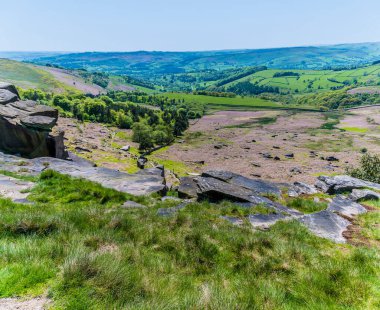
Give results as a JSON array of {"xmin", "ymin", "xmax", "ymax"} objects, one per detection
[{"xmin": 1, "ymin": 0, "xmax": 379, "ymax": 52}]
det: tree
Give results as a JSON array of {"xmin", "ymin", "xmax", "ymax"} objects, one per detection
[{"xmin": 132, "ymin": 122, "xmax": 154, "ymax": 150}]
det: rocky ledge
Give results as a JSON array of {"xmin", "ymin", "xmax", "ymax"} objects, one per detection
[
  {"xmin": 172, "ymin": 170, "xmax": 379, "ymax": 243},
  {"xmin": 0, "ymin": 82, "xmax": 65, "ymax": 158},
  {"xmin": 0, "ymin": 151, "xmax": 166, "ymax": 196}
]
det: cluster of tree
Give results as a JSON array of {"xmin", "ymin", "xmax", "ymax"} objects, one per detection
[
  {"xmin": 273, "ymin": 71, "xmax": 300, "ymax": 78},
  {"xmin": 372, "ymin": 60, "xmax": 380, "ymax": 65},
  {"xmin": 19, "ymin": 89, "xmax": 202, "ymax": 150},
  {"xmin": 121, "ymin": 76, "xmax": 155, "ymax": 90},
  {"xmin": 214, "ymin": 66, "xmax": 267, "ymax": 87},
  {"xmin": 193, "ymin": 91, "xmax": 236, "ymax": 98},
  {"xmin": 296, "ymin": 90, "xmax": 380, "ymax": 110},
  {"xmin": 227, "ymin": 81, "xmax": 279, "ymax": 96},
  {"xmin": 78, "ymin": 70, "xmax": 110, "ymax": 88}
]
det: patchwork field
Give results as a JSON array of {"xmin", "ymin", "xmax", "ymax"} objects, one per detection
[{"xmin": 226, "ymin": 65, "xmax": 380, "ymax": 93}]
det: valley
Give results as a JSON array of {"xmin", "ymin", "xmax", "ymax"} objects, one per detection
[{"xmin": 0, "ymin": 42, "xmax": 380, "ymax": 309}]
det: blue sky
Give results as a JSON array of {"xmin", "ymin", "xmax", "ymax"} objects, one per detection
[{"xmin": 1, "ymin": 0, "xmax": 379, "ymax": 51}]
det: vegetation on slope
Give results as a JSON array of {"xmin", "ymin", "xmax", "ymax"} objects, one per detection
[{"xmin": 0, "ymin": 170, "xmax": 379, "ymax": 309}]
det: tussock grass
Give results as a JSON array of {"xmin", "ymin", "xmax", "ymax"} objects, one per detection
[{"xmin": 0, "ymin": 171, "xmax": 378, "ymax": 308}]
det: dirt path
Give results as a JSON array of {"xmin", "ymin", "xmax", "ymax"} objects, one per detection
[
  {"xmin": 0, "ymin": 297, "xmax": 48, "ymax": 310},
  {"xmin": 41, "ymin": 67, "xmax": 104, "ymax": 95}
]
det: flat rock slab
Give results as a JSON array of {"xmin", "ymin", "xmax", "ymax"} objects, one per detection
[
  {"xmin": 299, "ymin": 210, "xmax": 351, "ymax": 243},
  {"xmin": 327, "ymin": 195, "xmax": 367, "ymax": 217},
  {"xmin": 316, "ymin": 175, "xmax": 380, "ymax": 194},
  {"xmin": 0, "ymin": 175, "xmax": 34, "ymax": 203},
  {"xmin": 121, "ymin": 201, "xmax": 147, "ymax": 209},
  {"xmin": 349, "ymin": 189, "xmax": 380, "ymax": 202},
  {"xmin": 202, "ymin": 170, "xmax": 282, "ymax": 196},
  {"xmin": 0, "ymin": 152, "xmax": 166, "ymax": 196},
  {"xmin": 248, "ymin": 213, "xmax": 288, "ymax": 229},
  {"xmin": 288, "ymin": 181, "xmax": 318, "ymax": 197}
]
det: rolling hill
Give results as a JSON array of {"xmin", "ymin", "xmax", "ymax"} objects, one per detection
[{"xmin": 20, "ymin": 42, "xmax": 380, "ymax": 78}]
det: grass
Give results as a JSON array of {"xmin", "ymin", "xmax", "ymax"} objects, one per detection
[
  {"xmin": 0, "ymin": 171, "xmax": 378, "ymax": 308},
  {"xmin": 223, "ymin": 116, "xmax": 278, "ymax": 129},
  {"xmin": 227, "ymin": 64, "xmax": 380, "ymax": 94},
  {"xmin": 286, "ymin": 197, "xmax": 328, "ymax": 214},
  {"xmin": 164, "ymin": 93, "xmax": 317, "ymax": 112},
  {"xmin": 342, "ymin": 127, "xmax": 369, "ymax": 133}
]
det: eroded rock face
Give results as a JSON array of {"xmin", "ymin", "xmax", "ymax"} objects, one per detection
[{"xmin": 0, "ymin": 83, "xmax": 63, "ymax": 158}]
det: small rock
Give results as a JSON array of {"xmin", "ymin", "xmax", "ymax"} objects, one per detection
[
  {"xmin": 121, "ymin": 201, "xmax": 147, "ymax": 209},
  {"xmin": 120, "ymin": 145, "xmax": 130, "ymax": 152}
]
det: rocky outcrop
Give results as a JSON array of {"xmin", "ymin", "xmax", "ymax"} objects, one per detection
[
  {"xmin": 0, "ymin": 151, "xmax": 166, "ymax": 196},
  {"xmin": 315, "ymin": 175, "xmax": 380, "ymax": 194},
  {"xmin": 0, "ymin": 83, "xmax": 65, "ymax": 159},
  {"xmin": 177, "ymin": 170, "xmax": 378, "ymax": 243}
]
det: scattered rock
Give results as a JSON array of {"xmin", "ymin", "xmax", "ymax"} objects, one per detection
[
  {"xmin": 326, "ymin": 156, "xmax": 339, "ymax": 162},
  {"xmin": 248, "ymin": 213, "xmax": 287, "ymax": 229},
  {"xmin": 261, "ymin": 153, "xmax": 273, "ymax": 159},
  {"xmin": 299, "ymin": 211, "xmax": 351, "ymax": 243},
  {"xmin": 0, "ymin": 174, "xmax": 34, "ymax": 203},
  {"xmin": 273, "ymin": 146, "xmax": 280, "ymax": 149},
  {"xmin": 137, "ymin": 157, "xmax": 148, "ymax": 169},
  {"xmin": 290, "ymin": 167, "xmax": 302, "ymax": 174},
  {"xmin": 178, "ymin": 177, "xmax": 199, "ymax": 199},
  {"xmin": 288, "ymin": 182, "xmax": 318, "ymax": 197},
  {"xmin": 285, "ymin": 153, "xmax": 294, "ymax": 158},
  {"xmin": 120, "ymin": 145, "xmax": 130, "ymax": 152},
  {"xmin": 121, "ymin": 201, "xmax": 147, "ymax": 209},
  {"xmin": 349, "ymin": 189, "xmax": 380, "ymax": 202},
  {"xmin": 327, "ymin": 195, "xmax": 367, "ymax": 218},
  {"xmin": 315, "ymin": 175, "xmax": 380, "ymax": 194},
  {"xmin": 274, "ymin": 156, "xmax": 281, "ymax": 161}
]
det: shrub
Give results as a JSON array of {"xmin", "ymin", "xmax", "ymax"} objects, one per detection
[{"xmin": 347, "ymin": 153, "xmax": 380, "ymax": 183}]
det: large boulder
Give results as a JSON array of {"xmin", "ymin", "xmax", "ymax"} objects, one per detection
[{"xmin": 0, "ymin": 83, "xmax": 63, "ymax": 158}]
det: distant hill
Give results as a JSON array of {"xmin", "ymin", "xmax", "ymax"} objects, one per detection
[
  {"xmin": 17, "ymin": 42, "xmax": 380, "ymax": 78},
  {"xmin": 0, "ymin": 59, "xmax": 154, "ymax": 93}
]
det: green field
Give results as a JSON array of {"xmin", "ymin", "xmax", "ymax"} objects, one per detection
[
  {"xmin": 225, "ymin": 65, "xmax": 380, "ymax": 94},
  {"xmin": 0, "ymin": 59, "xmax": 67, "ymax": 91},
  {"xmin": 164, "ymin": 93, "xmax": 318, "ymax": 112}
]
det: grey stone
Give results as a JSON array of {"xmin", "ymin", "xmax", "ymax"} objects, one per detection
[
  {"xmin": 327, "ymin": 195, "xmax": 367, "ymax": 217},
  {"xmin": 120, "ymin": 145, "xmax": 130, "ymax": 152},
  {"xmin": 202, "ymin": 170, "xmax": 281, "ymax": 197},
  {"xmin": 299, "ymin": 211, "xmax": 350, "ymax": 243},
  {"xmin": 288, "ymin": 182, "xmax": 318, "ymax": 197},
  {"xmin": 316, "ymin": 175, "xmax": 380, "ymax": 194},
  {"xmin": 121, "ymin": 201, "xmax": 147, "ymax": 209},
  {"xmin": 248, "ymin": 213, "xmax": 287, "ymax": 229},
  {"xmin": 0, "ymin": 89, "xmax": 18, "ymax": 105},
  {"xmin": 0, "ymin": 82, "xmax": 20, "ymax": 97},
  {"xmin": 0, "ymin": 174, "xmax": 33, "ymax": 203},
  {"xmin": 0, "ymin": 83, "xmax": 61, "ymax": 158},
  {"xmin": 349, "ymin": 189, "xmax": 380, "ymax": 202},
  {"xmin": 178, "ymin": 177, "xmax": 199, "ymax": 199},
  {"xmin": 0, "ymin": 152, "xmax": 166, "ymax": 196}
]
